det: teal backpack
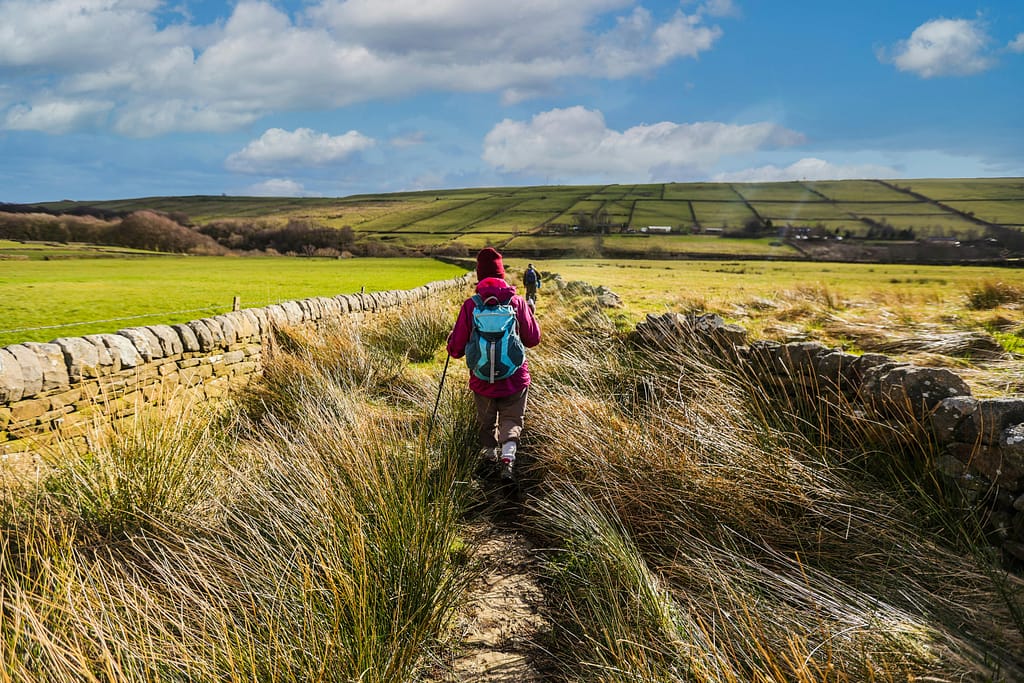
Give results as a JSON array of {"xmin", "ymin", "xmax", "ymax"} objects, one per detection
[{"xmin": 465, "ymin": 294, "xmax": 525, "ymax": 382}]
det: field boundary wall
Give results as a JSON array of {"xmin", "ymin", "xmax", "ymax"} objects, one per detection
[
  {"xmin": 0, "ymin": 273, "xmax": 472, "ymax": 468},
  {"xmin": 633, "ymin": 312, "xmax": 1024, "ymax": 564}
]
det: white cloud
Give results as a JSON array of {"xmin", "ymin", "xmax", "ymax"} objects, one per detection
[
  {"xmin": 226, "ymin": 127, "xmax": 375, "ymax": 173},
  {"xmin": 594, "ymin": 7, "xmax": 721, "ymax": 78},
  {"xmin": 482, "ymin": 106, "xmax": 804, "ymax": 180},
  {"xmin": 712, "ymin": 157, "xmax": 901, "ymax": 183},
  {"xmin": 390, "ymin": 131, "xmax": 427, "ymax": 148},
  {"xmin": 0, "ymin": 0, "xmax": 727, "ymax": 135},
  {"xmin": 4, "ymin": 98, "xmax": 112, "ymax": 133},
  {"xmin": 1009, "ymin": 33, "xmax": 1024, "ymax": 53},
  {"xmin": 246, "ymin": 178, "xmax": 310, "ymax": 197},
  {"xmin": 698, "ymin": 0, "xmax": 740, "ymax": 18},
  {"xmin": 882, "ymin": 18, "xmax": 994, "ymax": 77}
]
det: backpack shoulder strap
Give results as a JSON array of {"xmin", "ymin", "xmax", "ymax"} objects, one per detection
[{"xmin": 471, "ymin": 294, "xmax": 483, "ymax": 307}]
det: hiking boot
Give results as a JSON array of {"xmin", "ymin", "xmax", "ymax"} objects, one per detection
[
  {"xmin": 499, "ymin": 441, "xmax": 517, "ymax": 480},
  {"xmin": 500, "ymin": 457, "xmax": 515, "ymax": 480}
]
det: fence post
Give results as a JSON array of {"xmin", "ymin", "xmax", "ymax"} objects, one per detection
[{"xmin": 233, "ymin": 296, "xmax": 240, "ymax": 312}]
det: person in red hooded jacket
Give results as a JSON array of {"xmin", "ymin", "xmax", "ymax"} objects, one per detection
[{"xmin": 447, "ymin": 247, "xmax": 541, "ymax": 479}]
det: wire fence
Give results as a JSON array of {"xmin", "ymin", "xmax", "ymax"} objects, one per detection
[{"xmin": 0, "ymin": 296, "xmax": 293, "ymax": 338}]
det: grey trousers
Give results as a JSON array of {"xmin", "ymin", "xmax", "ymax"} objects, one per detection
[{"xmin": 474, "ymin": 387, "xmax": 529, "ymax": 448}]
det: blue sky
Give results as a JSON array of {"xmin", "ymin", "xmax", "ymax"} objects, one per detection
[{"xmin": 1, "ymin": 0, "xmax": 1022, "ymax": 203}]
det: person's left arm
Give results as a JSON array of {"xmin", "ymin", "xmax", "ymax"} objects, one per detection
[{"xmin": 515, "ymin": 297, "xmax": 541, "ymax": 347}]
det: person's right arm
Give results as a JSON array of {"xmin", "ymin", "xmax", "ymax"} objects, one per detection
[{"xmin": 446, "ymin": 300, "xmax": 473, "ymax": 358}]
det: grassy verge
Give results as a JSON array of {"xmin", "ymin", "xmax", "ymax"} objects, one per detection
[
  {"xmin": 0, "ymin": 294, "xmax": 480, "ymax": 682},
  {"xmin": 515, "ymin": 283, "xmax": 1024, "ymax": 681}
]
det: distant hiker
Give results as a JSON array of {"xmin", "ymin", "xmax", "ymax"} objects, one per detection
[
  {"xmin": 447, "ymin": 247, "xmax": 541, "ymax": 479},
  {"xmin": 523, "ymin": 263, "xmax": 541, "ymax": 310}
]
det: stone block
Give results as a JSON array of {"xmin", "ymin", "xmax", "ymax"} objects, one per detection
[
  {"xmin": 240, "ymin": 309, "xmax": 265, "ymax": 338},
  {"xmin": 201, "ymin": 318, "xmax": 228, "ymax": 347},
  {"xmin": 173, "ymin": 323, "xmax": 201, "ymax": 353},
  {"xmin": 180, "ymin": 365, "xmax": 213, "ymax": 386},
  {"xmin": 281, "ymin": 301, "xmax": 304, "ymax": 325},
  {"xmin": 225, "ymin": 311, "xmax": 255, "ymax": 341},
  {"xmin": 148, "ymin": 325, "xmax": 184, "ymax": 356},
  {"xmin": 10, "ymin": 399, "xmax": 48, "ymax": 424},
  {"xmin": 81, "ymin": 334, "xmax": 119, "ymax": 370},
  {"xmin": 947, "ymin": 442, "xmax": 1024, "ymax": 489},
  {"xmin": 0, "ymin": 348, "xmax": 27, "ymax": 402},
  {"xmin": 213, "ymin": 315, "xmax": 238, "ymax": 345},
  {"xmin": 815, "ymin": 351, "xmax": 858, "ymax": 388},
  {"xmin": 343, "ymin": 295, "xmax": 361, "ymax": 313},
  {"xmin": 4, "ymin": 344, "xmax": 44, "ymax": 398},
  {"xmin": 874, "ymin": 365, "xmax": 971, "ymax": 417},
  {"xmin": 962, "ymin": 398, "xmax": 1024, "ymax": 445},
  {"xmin": 54, "ymin": 337, "xmax": 102, "ymax": 382},
  {"xmin": 929, "ymin": 396, "xmax": 979, "ymax": 445},
  {"xmin": 94, "ymin": 334, "xmax": 142, "ymax": 370},
  {"xmin": 187, "ymin": 320, "xmax": 216, "ymax": 352},
  {"xmin": 117, "ymin": 327, "xmax": 161, "ymax": 361},
  {"xmin": 22, "ymin": 342, "xmax": 71, "ymax": 392}
]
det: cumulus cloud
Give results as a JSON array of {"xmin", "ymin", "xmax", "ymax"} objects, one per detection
[
  {"xmin": 482, "ymin": 106, "xmax": 804, "ymax": 180},
  {"xmin": 226, "ymin": 128, "xmax": 375, "ymax": 173},
  {"xmin": 712, "ymin": 157, "xmax": 900, "ymax": 182},
  {"xmin": 4, "ymin": 98, "xmax": 112, "ymax": 133},
  {"xmin": 246, "ymin": 178, "xmax": 310, "ymax": 197},
  {"xmin": 0, "ymin": 0, "xmax": 728, "ymax": 135},
  {"xmin": 1009, "ymin": 33, "xmax": 1024, "ymax": 53},
  {"xmin": 881, "ymin": 18, "xmax": 994, "ymax": 77}
]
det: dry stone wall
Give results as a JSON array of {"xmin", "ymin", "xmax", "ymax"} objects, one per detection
[
  {"xmin": 633, "ymin": 312, "xmax": 1024, "ymax": 565},
  {"xmin": 0, "ymin": 273, "xmax": 472, "ymax": 466}
]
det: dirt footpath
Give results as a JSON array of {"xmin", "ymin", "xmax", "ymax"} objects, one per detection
[{"xmin": 441, "ymin": 522, "xmax": 551, "ymax": 682}]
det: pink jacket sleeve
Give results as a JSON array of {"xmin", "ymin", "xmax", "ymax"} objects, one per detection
[{"xmin": 446, "ymin": 299, "xmax": 474, "ymax": 359}]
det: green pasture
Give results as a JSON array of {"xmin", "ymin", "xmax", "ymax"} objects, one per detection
[
  {"xmin": 945, "ymin": 200, "xmax": 1024, "ymax": 225},
  {"xmin": 630, "ymin": 200, "xmax": 695, "ymax": 229},
  {"xmin": 691, "ymin": 201, "xmax": 756, "ymax": 226},
  {"xmin": 602, "ymin": 234, "xmax": 796, "ymax": 256},
  {"xmin": 512, "ymin": 257, "xmax": 1024, "ymax": 323},
  {"xmin": 662, "ymin": 182, "xmax": 739, "ymax": 201},
  {"xmin": 751, "ymin": 201, "xmax": 850, "ymax": 221},
  {"xmin": 0, "ymin": 256, "xmax": 466, "ymax": 346},
  {"xmin": 837, "ymin": 201, "xmax": 955, "ymax": 215},
  {"xmin": 0, "ymin": 241, "xmax": 160, "ymax": 260},
  {"xmin": 806, "ymin": 180, "xmax": 913, "ymax": 202},
  {"xmin": 734, "ymin": 182, "xmax": 819, "ymax": 202},
  {"xmin": 903, "ymin": 178, "xmax": 1024, "ymax": 200},
  {"xmin": 351, "ymin": 198, "xmax": 465, "ymax": 232}
]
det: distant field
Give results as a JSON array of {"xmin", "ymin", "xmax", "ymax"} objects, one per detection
[
  {"xmin": 515, "ymin": 258, "xmax": 1024, "ymax": 342},
  {"xmin": 20, "ymin": 178, "xmax": 1024, "ymax": 258},
  {"xmin": 0, "ymin": 256, "xmax": 466, "ymax": 346}
]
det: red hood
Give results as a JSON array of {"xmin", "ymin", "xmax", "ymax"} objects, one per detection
[{"xmin": 476, "ymin": 277, "xmax": 516, "ymax": 303}]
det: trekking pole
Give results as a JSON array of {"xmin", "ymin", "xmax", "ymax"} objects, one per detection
[{"xmin": 427, "ymin": 354, "xmax": 451, "ymax": 440}]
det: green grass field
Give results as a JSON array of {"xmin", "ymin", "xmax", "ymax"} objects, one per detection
[{"xmin": 0, "ymin": 256, "xmax": 466, "ymax": 346}]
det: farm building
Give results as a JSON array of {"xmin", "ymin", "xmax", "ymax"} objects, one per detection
[{"xmin": 643, "ymin": 225, "xmax": 673, "ymax": 233}]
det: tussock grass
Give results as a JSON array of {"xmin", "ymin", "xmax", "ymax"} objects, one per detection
[
  {"xmin": 0, "ymin": 295, "xmax": 478, "ymax": 682},
  {"xmin": 966, "ymin": 280, "xmax": 1024, "ymax": 310},
  {"xmin": 519, "ymin": 288, "xmax": 1024, "ymax": 681}
]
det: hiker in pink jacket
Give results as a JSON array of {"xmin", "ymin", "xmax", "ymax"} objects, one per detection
[{"xmin": 447, "ymin": 247, "xmax": 541, "ymax": 479}]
